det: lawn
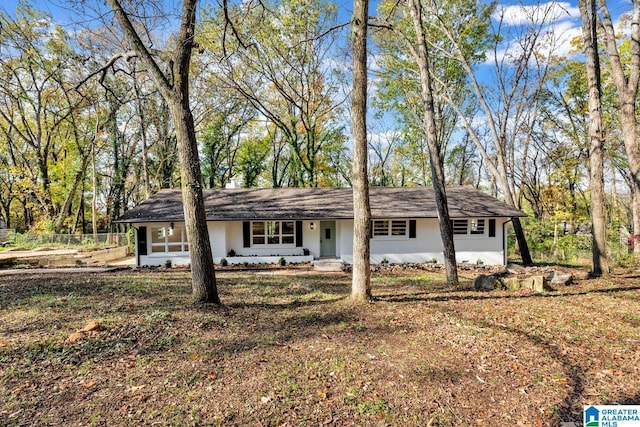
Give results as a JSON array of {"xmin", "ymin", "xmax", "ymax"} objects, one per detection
[{"xmin": 1, "ymin": 267, "xmax": 639, "ymax": 426}]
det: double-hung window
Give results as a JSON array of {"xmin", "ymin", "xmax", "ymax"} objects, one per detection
[
  {"xmin": 252, "ymin": 221, "xmax": 295, "ymax": 246},
  {"xmin": 373, "ymin": 219, "xmax": 408, "ymax": 238},
  {"xmin": 470, "ymin": 219, "xmax": 485, "ymax": 235},
  {"xmin": 452, "ymin": 219, "xmax": 469, "ymax": 235},
  {"xmin": 451, "ymin": 219, "xmax": 488, "ymax": 236}
]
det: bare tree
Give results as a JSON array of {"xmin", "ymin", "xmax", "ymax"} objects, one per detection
[
  {"xmin": 430, "ymin": 1, "xmax": 566, "ymax": 265},
  {"xmin": 107, "ymin": 0, "xmax": 219, "ymax": 303}
]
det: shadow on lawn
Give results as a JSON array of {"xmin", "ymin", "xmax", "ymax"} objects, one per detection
[
  {"xmin": 429, "ymin": 305, "xmax": 588, "ymax": 424},
  {"xmin": 375, "ymin": 285, "xmax": 640, "ymax": 304},
  {"xmin": 199, "ymin": 308, "xmax": 358, "ymax": 356},
  {"xmin": 607, "ymin": 393, "xmax": 640, "ymax": 405}
]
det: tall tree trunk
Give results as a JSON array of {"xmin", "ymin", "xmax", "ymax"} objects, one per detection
[
  {"xmin": 92, "ymin": 136, "xmax": 98, "ymax": 240},
  {"xmin": 135, "ymin": 78, "xmax": 152, "ymax": 200},
  {"xmin": 579, "ymin": 0, "xmax": 609, "ymax": 276},
  {"xmin": 350, "ymin": 0, "xmax": 372, "ymax": 302},
  {"xmin": 407, "ymin": 0, "xmax": 458, "ymax": 285},
  {"xmin": 169, "ymin": 96, "xmax": 219, "ymax": 302},
  {"xmin": 109, "ymin": 0, "xmax": 219, "ymax": 303},
  {"xmin": 597, "ymin": 0, "xmax": 640, "ymax": 257}
]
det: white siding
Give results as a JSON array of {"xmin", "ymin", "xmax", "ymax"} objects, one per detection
[
  {"xmin": 133, "ymin": 217, "xmax": 511, "ymax": 266},
  {"xmin": 339, "ymin": 218, "xmax": 507, "ymax": 265}
]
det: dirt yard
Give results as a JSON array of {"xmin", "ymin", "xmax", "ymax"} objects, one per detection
[{"xmin": 0, "ymin": 267, "xmax": 638, "ymax": 426}]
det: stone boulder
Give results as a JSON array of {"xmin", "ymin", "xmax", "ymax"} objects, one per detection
[
  {"xmin": 473, "ymin": 274, "xmax": 498, "ymax": 291},
  {"xmin": 547, "ymin": 270, "xmax": 573, "ymax": 286},
  {"xmin": 501, "ymin": 275, "xmax": 548, "ymax": 292},
  {"xmin": 505, "ymin": 263, "xmax": 526, "ymax": 274}
]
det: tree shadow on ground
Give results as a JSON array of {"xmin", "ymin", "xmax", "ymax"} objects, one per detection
[
  {"xmin": 430, "ymin": 304, "xmax": 588, "ymax": 424},
  {"xmin": 375, "ymin": 285, "xmax": 640, "ymax": 304},
  {"xmin": 607, "ymin": 393, "xmax": 640, "ymax": 405}
]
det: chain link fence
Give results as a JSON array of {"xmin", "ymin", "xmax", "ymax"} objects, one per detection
[{"xmin": 1, "ymin": 230, "xmax": 129, "ymax": 248}]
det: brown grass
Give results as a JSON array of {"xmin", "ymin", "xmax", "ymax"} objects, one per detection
[{"xmin": 1, "ymin": 267, "xmax": 639, "ymax": 426}]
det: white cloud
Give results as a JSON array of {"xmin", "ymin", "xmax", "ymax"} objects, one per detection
[
  {"xmin": 494, "ymin": 1, "xmax": 579, "ymax": 26},
  {"xmin": 488, "ymin": 1, "xmax": 583, "ymax": 64}
]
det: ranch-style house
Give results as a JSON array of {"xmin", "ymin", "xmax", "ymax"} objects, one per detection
[{"xmin": 117, "ymin": 186, "xmax": 526, "ymax": 267}]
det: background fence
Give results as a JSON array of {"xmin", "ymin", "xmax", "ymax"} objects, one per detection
[{"xmin": 1, "ymin": 230, "xmax": 129, "ymax": 248}]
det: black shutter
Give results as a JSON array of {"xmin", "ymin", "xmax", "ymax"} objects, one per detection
[
  {"xmin": 295, "ymin": 221, "xmax": 303, "ymax": 247},
  {"xmin": 489, "ymin": 219, "xmax": 496, "ymax": 237},
  {"xmin": 243, "ymin": 221, "xmax": 251, "ymax": 247},
  {"xmin": 409, "ymin": 220, "xmax": 417, "ymax": 238},
  {"xmin": 137, "ymin": 226, "xmax": 148, "ymax": 255}
]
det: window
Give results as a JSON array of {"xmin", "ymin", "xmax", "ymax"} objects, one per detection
[
  {"xmin": 373, "ymin": 220, "xmax": 407, "ymax": 238},
  {"xmin": 252, "ymin": 221, "xmax": 295, "ymax": 246},
  {"xmin": 373, "ymin": 220, "xmax": 389, "ymax": 237},
  {"xmin": 391, "ymin": 220, "xmax": 407, "ymax": 236},
  {"xmin": 452, "ymin": 220, "xmax": 468, "ymax": 235},
  {"xmin": 451, "ymin": 218, "xmax": 488, "ymax": 236},
  {"xmin": 150, "ymin": 224, "xmax": 188, "ymax": 253},
  {"xmin": 470, "ymin": 219, "xmax": 485, "ymax": 235}
]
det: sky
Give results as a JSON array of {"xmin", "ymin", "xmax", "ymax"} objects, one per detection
[{"xmin": 2, "ymin": 0, "xmax": 630, "ymax": 61}]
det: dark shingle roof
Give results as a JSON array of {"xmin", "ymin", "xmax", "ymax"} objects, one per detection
[{"xmin": 116, "ymin": 186, "xmax": 526, "ymax": 223}]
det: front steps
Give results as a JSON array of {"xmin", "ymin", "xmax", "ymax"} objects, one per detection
[{"xmin": 312, "ymin": 258, "xmax": 345, "ymax": 272}]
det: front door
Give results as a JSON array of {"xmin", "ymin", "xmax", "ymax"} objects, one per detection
[{"xmin": 320, "ymin": 221, "xmax": 336, "ymax": 257}]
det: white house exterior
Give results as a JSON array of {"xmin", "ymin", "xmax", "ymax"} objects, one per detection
[{"xmin": 117, "ymin": 187, "xmax": 526, "ymax": 267}]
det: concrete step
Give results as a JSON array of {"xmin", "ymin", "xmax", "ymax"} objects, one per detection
[{"xmin": 312, "ymin": 259, "xmax": 345, "ymax": 272}]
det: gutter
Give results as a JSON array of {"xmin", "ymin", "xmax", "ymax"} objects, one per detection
[{"xmin": 503, "ymin": 218, "xmax": 513, "ymax": 266}]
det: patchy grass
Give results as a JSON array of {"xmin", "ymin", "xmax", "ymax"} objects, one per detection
[{"xmin": 1, "ymin": 268, "xmax": 639, "ymax": 426}]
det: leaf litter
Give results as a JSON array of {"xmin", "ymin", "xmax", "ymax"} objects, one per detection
[{"xmin": 0, "ymin": 267, "xmax": 638, "ymax": 426}]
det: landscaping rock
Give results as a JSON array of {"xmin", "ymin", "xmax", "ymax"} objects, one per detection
[
  {"xmin": 547, "ymin": 270, "xmax": 573, "ymax": 286},
  {"xmin": 474, "ymin": 274, "xmax": 498, "ymax": 291},
  {"xmin": 501, "ymin": 275, "xmax": 549, "ymax": 292},
  {"xmin": 501, "ymin": 277, "xmax": 522, "ymax": 291},
  {"xmin": 506, "ymin": 263, "xmax": 526, "ymax": 274}
]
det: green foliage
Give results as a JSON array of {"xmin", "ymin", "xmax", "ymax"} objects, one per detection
[{"xmin": 198, "ymin": 0, "xmax": 347, "ymax": 187}]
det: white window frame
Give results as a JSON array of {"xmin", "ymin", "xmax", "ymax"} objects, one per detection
[
  {"xmin": 372, "ymin": 219, "xmax": 408, "ymax": 240},
  {"xmin": 251, "ymin": 220, "xmax": 296, "ymax": 247},
  {"xmin": 150, "ymin": 224, "xmax": 189, "ymax": 253},
  {"xmin": 470, "ymin": 219, "xmax": 485, "ymax": 235},
  {"xmin": 452, "ymin": 218, "xmax": 486, "ymax": 237}
]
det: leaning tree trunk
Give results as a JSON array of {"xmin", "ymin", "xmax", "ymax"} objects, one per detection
[
  {"xmin": 407, "ymin": 0, "xmax": 458, "ymax": 285},
  {"xmin": 350, "ymin": 0, "xmax": 372, "ymax": 302},
  {"xmin": 169, "ymin": 96, "xmax": 220, "ymax": 302},
  {"xmin": 109, "ymin": 0, "xmax": 219, "ymax": 303}
]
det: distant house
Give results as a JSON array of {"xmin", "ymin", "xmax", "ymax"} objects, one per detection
[{"xmin": 117, "ymin": 187, "xmax": 526, "ymax": 267}]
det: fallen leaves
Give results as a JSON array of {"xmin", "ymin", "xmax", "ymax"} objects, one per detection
[{"xmin": 2, "ymin": 268, "xmax": 640, "ymax": 427}]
